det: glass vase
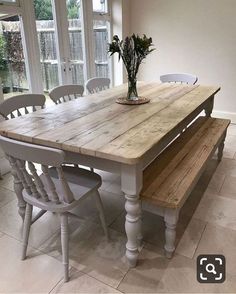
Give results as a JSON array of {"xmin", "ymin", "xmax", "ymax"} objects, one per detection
[{"xmin": 127, "ymin": 77, "xmax": 138, "ymax": 100}]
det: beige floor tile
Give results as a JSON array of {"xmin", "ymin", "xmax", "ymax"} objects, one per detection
[
  {"xmin": 225, "ymin": 134, "xmax": 236, "ymax": 147},
  {"xmin": 118, "ymin": 244, "xmax": 170, "ymax": 293},
  {"xmin": 119, "ymin": 242, "xmax": 236, "ymax": 294},
  {"xmin": 0, "ymin": 234, "xmax": 63, "ymax": 293},
  {"xmin": 176, "ymin": 218, "xmax": 206, "ymax": 259},
  {"xmin": 219, "ymin": 175, "xmax": 236, "ymax": 200},
  {"xmin": 207, "ymin": 172, "xmax": 226, "ymax": 193},
  {"xmin": 39, "ymin": 221, "xmax": 129, "ymax": 288},
  {"xmin": 227, "ymin": 124, "xmax": 236, "ymax": 136},
  {"xmin": 155, "ymin": 253, "xmax": 236, "ymax": 293},
  {"xmin": 0, "ymin": 172, "xmax": 14, "ymax": 192},
  {"xmin": 194, "ymin": 224, "xmax": 236, "ymax": 276},
  {"xmin": 0, "ymin": 199, "xmax": 61, "ymax": 249},
  {"xmin": 51, "ymin": 268, "xmax": 121, "ymax": 293},
  {"xmin": 0, "ymin": 186, "xmax": 15, "ymax": 208},
  {"xmin": 216, "ymin": 158, "xmax": 236, "ymax": 177},
  {"xmin": 70, "ymin": 189, "xmax": 125, "ymax": 226},
  {"xmin": 193, "ymin": 192, "xmax": 236, "ymax": 231},
  {"xmin": 223, "ymin": 146, "xmax": 236, "ymax": 159}
]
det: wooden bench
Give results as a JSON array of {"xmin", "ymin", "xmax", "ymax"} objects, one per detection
[{"xmin": 141, "ymin": 116, "xmax": 230, "ymax": 258}]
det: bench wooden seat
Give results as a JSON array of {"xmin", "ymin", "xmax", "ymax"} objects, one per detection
[{"xmin": 141, "ymin": 116, "xmax": 230, "ymax": 258}]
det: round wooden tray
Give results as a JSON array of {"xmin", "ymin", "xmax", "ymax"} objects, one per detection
[{"xmin": 116, "ymin": 97, "xmax": 150, "ymax": 105}]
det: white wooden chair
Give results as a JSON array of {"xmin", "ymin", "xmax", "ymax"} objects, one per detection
[
  {"xmin": 0, "ymin": 94, "xmax": 46, "ymax": 178},
  {"xmin": 85, "ymin": 77, "xmax": 110, "ymax": 94},
  {"xmin": 49, "ymin": 84, "xmax": 84, "ymax": 105},
  {"xmin": 0, "ymin": 93, "xmax": 45, "ymax": 120},
  {"xmin": 0, "ymin": 135, "xmax": 108, "ymax": 282},
  {"xmin": 160, "ymin": 73, "xmax": 198, "ymax": 85}
]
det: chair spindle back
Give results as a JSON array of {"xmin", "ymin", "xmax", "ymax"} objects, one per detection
[{"xmin": 0, "ymin": 136, "xmax": 75, "ymax": 205}]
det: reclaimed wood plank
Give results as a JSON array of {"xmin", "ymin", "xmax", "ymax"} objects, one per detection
[
  {"xmin": 0, "ymin": 82, "xmax": 221, "ymax": 164},
  {"xmin": 141, "ymin": 117, "xmax": 230, "ymax": 208}
]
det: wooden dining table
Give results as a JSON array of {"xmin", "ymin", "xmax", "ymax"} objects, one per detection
[{"xmin": 0, "ymin": 81, "xmax": 220, "ymax": 267}]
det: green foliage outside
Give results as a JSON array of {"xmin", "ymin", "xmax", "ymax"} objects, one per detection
[
  {"xmin": 67, "ymin": 0, "xmax": 80, "ymax": 19},
  {"xmin": 34, "ymin": 0, "xmax": 80, "ymax": 20},
  {"xmin": 0, "ymin": 35, "xmax": 6, "ymax": 71},
  {"xmin": 34, "ymin": 0, "xmax": 53, "ymax": 20}
]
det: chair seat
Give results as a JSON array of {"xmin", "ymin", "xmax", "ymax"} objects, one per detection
[{"xmin": 23, "ymin": 166, "xmax": 102, "ymax": 212}]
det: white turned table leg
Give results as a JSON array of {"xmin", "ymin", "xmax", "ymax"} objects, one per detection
[
  {"xmin": 121, "ymin": 163, "xmax": 143, "ymax": 268},
  {"xmin": 164, "ymin": 208, "xmax": 179, "ymax": 258},
  {"xmin": 125, "ymin": 194, "xmax": 141, "ymax": 267}
]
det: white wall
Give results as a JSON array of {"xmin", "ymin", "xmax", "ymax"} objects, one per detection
[
  {"xmin": 129, "ymin": 0, "xmax": 236, "ymax": 120},
  {"xmin": 112, "ymin": 0, "xmax": 130, "ymax": 85}
]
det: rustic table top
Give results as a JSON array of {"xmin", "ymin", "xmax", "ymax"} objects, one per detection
[{"xmin": 0, "ymin": 82, "xmax": 220, "ymax": 164}]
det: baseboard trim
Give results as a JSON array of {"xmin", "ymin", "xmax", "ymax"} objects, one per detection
[{"xmin": 212, "ymin": 111, "xmax": 236, "ymax": 124}]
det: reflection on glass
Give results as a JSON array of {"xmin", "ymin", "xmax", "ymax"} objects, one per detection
[
  {"xmin": 0, "ymin": 0, "xmax": 17, "ymax": 3},
  {"xmin": 34, "ymin": 0, "xmax": 59, "ymax": 92},
  {"xmin": 0, "ymin": 16, "xmax": 29, "ymax": 99},
  {"xmin": 93, "ymin": 0, "xmax": 106, "ymax": 13},
  {"xmin": 93, "ymin": 20, "xmax": 109, "ymax": 78},
  {"xmin": 67, "ymin": 0, "xmax": 84, "ymax": 85}
]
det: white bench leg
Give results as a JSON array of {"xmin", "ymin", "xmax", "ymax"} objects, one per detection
[
  {"xmin": 218, "ymin": 131, "xmax": 227, "ymax": 162},
  {"xmin": 164, "ymin": 208, "xmax": 179, "ymax": 258}
]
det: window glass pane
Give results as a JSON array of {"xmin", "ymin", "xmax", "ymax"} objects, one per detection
[
  {"xmin": 34, "ymin": 0, "xmax": 59, "ymax": 98},
  {"xmin": 0, "ymin": 16, "xmax": 29, "ymax": 100},
  {"xmin": 67, "ymin": 0, "xmax": 84, "ymax": 85},
  {"xmin": 93, "ymin": 0, "xmax": 107, "ymax": 13},
  {"xmin": 93, "ymin": 20, "xmax": 109, "ymax": 78}
]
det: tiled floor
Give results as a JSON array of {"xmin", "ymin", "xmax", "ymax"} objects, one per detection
[{"xmin": 1, "ymin": 125, "xmax": 236, "ymax": 293}]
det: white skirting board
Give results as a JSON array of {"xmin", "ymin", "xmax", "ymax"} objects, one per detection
[{"xmin": 213, "ymin": 111, "xmax": 236, "ymax": 124}]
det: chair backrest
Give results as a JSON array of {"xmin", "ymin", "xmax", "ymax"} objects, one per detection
[
  {"xmin": 0, "ymin": 94, "xmax": 45, "ymax": 120},
  {"xmin": 85, "ymin": 77, "xmax": 110, "ymax": 94},
  {"xmin": 0, "ymin": 136, "xmax": 75, "ymax": 204},
  {"xmin": 49, "ymin": 84, "xmax": 84, "ymax": 104},
  {"xmin": 160, "ymin": 73, "xmax": 198, "ymax": 85}
]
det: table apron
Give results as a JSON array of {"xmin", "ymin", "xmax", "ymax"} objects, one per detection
[{"xmin": 65, "ymin": 151, "xmax": 121, "ymax": 174}]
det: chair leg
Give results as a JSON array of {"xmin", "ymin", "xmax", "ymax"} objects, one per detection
[
  {"xmin": 60, "ymin": 213, "xmax": 69, "ymax": 282},
  {"xmin": 21, "ymin": 203, "xmax": 33, "ymax": 260},
  {"xmin": 93, "ymin": 190, "xmax": 109, "ymax": 240},
  {"xmin": 164, "ymin": 208, "xmax": 179, "ymax": 258}
]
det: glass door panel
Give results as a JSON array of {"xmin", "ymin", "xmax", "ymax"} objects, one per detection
[
  {"xmin": 34, "ymin": 0, "xmax": 59, "ymax": 96},
  {"xmin": 67, "ymin": 0, "xmax": 84, "ymax": 85},
  {"xmin": 0, "ymin": 16, "xmax": 29, "ymax": 100},
  {"xmin": 92, "ymin": 0, "xmax": 107, "ymax": 13},
  {"xmin": 93, "ymin": 19, "xmax": 109, "ymax": 78}
]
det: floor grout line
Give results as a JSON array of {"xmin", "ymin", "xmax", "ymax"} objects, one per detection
[
  {"xmin": 218, "ymin": 173, "xmax": 227, "ymax": 195},
  {"xmin": 191, "ymin": 221, "xmax": 207, "ymax": 260}
]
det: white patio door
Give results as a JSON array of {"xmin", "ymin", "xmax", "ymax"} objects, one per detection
[
  {"xmin": 51, "ymin": 0, "xmax": 87, "ymax": 86},
  {"xmin": 52, "ymin": 0, "xmax": 111, "ymax": 87}
]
